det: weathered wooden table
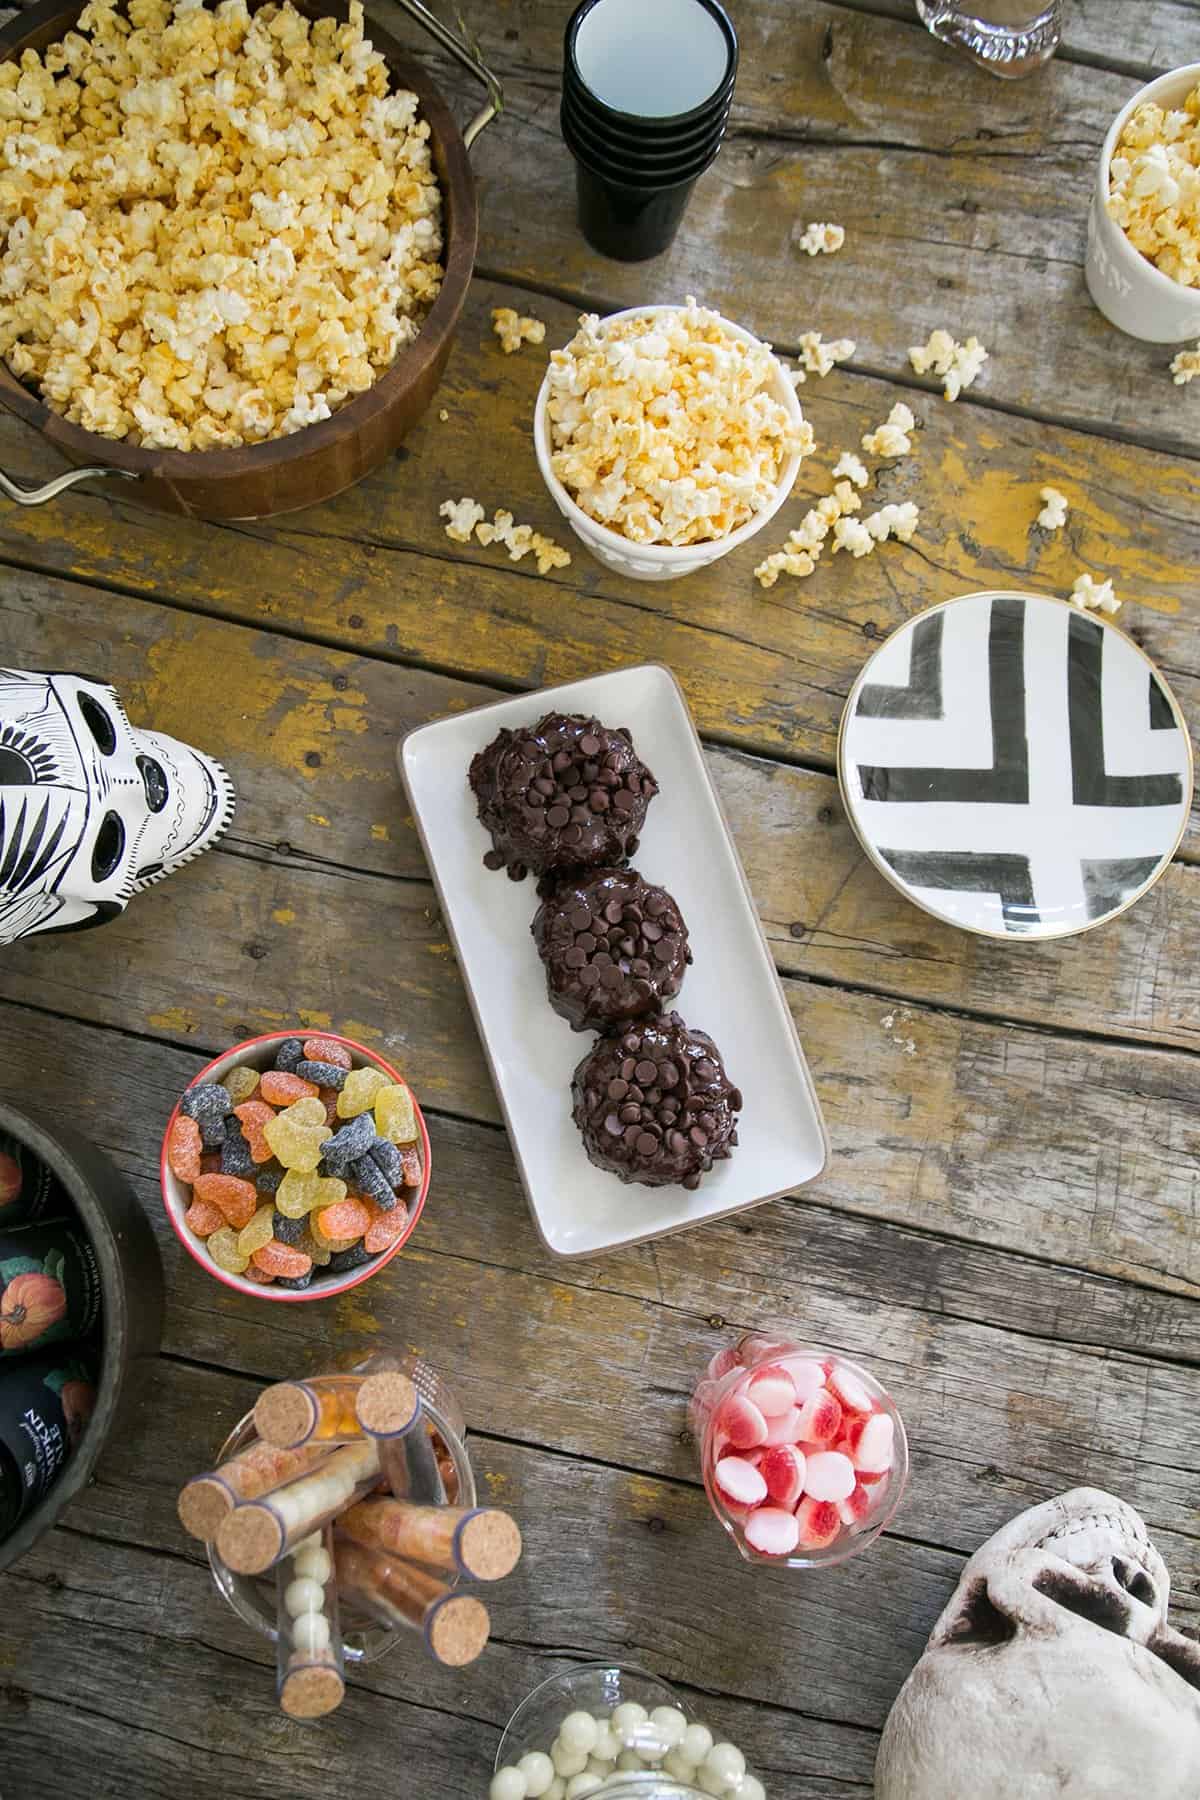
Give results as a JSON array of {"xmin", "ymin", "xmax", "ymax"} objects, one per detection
[{"xmin": 2, "ymin": 2, "xmax": 1199, "ymax": 1794}]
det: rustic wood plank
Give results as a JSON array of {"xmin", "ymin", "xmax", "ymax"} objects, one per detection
[{"xmin": 0, "ymin": 277, "xmax": 1195, "ymax": 788}]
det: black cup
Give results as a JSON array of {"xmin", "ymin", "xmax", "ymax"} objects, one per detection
[
  {"xmin": 564, "ymin": 0, "xmax": 738, "ymax": 136},
  {"xmin": 561, "ymin": 88, "xmax": 730, "ymax": 176},
  {"xmin": 573, "ymin": 161, "xmax": 705, "ymax": 263}
]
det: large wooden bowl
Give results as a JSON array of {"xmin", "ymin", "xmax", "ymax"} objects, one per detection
[{"xmin": 0, "ymin": 0, "xmax": 478, "ymax": 520}]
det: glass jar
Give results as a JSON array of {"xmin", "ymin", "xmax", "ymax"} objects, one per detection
[
  {"xmin": 914, "ymin": 1, "xmax": 1060, "ymax": 78},
  {"xmin": 207, "ymin": 1352, "xmax": 475, "ymax": 1663},
  {"xmin": 692, "ymin": 1333, "xmax": 908, "ymax": 1570},
  {"xmin": 493, "ymin": 1662, "xmax": 766, "ymax": 1799}
]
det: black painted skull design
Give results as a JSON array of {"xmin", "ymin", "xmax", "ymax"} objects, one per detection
[{"xmin": 0, "ymin": 669, "xmax": 235, "ymax": 944}]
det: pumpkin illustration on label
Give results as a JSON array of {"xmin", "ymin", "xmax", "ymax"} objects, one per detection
[
  {"xmin": 0, "ymin": 1226, "xmax": 100, "ymax": 1359},
  {"xmin": 0, "ymin": 1152, "xmax": 21, "ymax": 1212},
  {"xmin": 43, "ymin": 1363, "xmax": 96, "ymax": 1449},
  {"xmin": 0, "ymin": 1255, "xmax": 67, "ymax": 1352}
]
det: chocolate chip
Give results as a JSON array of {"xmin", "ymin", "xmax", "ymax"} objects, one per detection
[
  {"xmin": 636, "ymin": 1132, "xmax": 658, "ymax": 1156},
  {"xmin": 552, "ymin": 750, "xmax": 572, "ymax": 772},
  {"xmin": 580, "ymin": 734, "xmax": 602, "ymax": 755},
  {"xmin": 568, "ymin": 785, "xmax": 589, "ymax": 802},
  {"xmin": 564, "ymin": 947, "xmax": 587, "ymax": 969},
  {"xmin": 653, "ymin": 940, "xmax": 675, "ymax": 963},
  {"xmin": 622, "ymin": 1033, "xmax": 641, "ymax": 1052},
  {"xmin": 578, "ymin": 966, "xmax": 599, "ymax": 988},
  {"xmin": 605, "ymin": 900, "xmax": 625, "ymax": 924},
  {"xmin": 608, "ymin": 1079, "xmax": 628, "ymax": 1100},
  {"xmin": 570, "ymin": 805, "xmax": 591, "ymax": 824},
  {"xmin": 646, "ymin": 893, "xmax": 667, "ymax": 916},
  {"xmin": 576, "ymin": 932, "xmax": 597, "ymax": 954},
  {"xmin": 604, "ymin": 1113, "xmax": 622, "ymax": 1136},
  {"xmin": 547, "ymin": 805, "xmax": 569, "ymax": 828},
  {"xmin": 534, "ymin": 776, "xmax": 555, "ymax": 796},
  {"xmin": 694, "ymin": 1059, "xmax": 717, "ymax": 1081},
  {"xmin": 658, "ymin": 1062, "xmax": 678, "ymax": 1087},
  {"xmin": 614, "ymin": 789, "xmax": 636, "ymax": 812},
  {"xmin": 632, "ymin": 959, "xmax": 651, "ymax": 978},
  {"xmin": 635, "ymin": 1060, "xmax": 657, "ymax": 1085},
  {"xmin": 620, "ymin": 1103, "xmax": 641, "ymax": 1124},
  {"xmin": 642, "ymin": 920, "xmax": 663, "ymax": 942},
  {"xmin": 570, "ymin": 906, "xmax": 592, "ymax": 932},
  {"xmin": 620, "ymin": 1058, "xmax": 636, "ymax": 1081},
  {"xmin": 562, "ymin": 824, "xmax": 582, "ymax": 844},
  {"xmin": 590, "ymin": 790, "xmax": 610, "ymax": 812},
  {"xmin": 689, "ymin": 1125, "xmax": 708, "ymax": 1146},
  {"xmin": 623, "ymin": 1123, "xmax": 642, "ymax": 1146},
  {"xmin": 483, "ymin": 849, "xmax": 505, "ymax": 870}
]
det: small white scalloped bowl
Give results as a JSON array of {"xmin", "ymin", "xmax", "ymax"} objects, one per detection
[
  {"xmin": 533, "ymin": 303, "xmax": 805, "ymax": 582},
  {"xmin": 1086, "ymin": 62, "xmax": 1200, "ymax": 343}
]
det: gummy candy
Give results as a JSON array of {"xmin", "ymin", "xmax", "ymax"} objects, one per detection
[
  {"xmin": 244, "ymin": 1263, "xmax": 275, "ymax": 1284},
  {"xmin": 328, "ymin": 1243, "xmax": 375, "ymax": 1273},
  {"xmin": 337, "ymin": 1067, "xmax": 390, "ymax": 1119},
  {"xmin": 296, "ymin": 1060, "xmax": 347, "ymax": 1091},
  {"xmin": 352, "ymin": 1155, "xmax": 397, "ymax": 1211},
  {"xmin": 274, "ymin": 1038, "xmax": 304, "ymax": 1072},
  {"xmin": 399, "ymin": 1146, "xmax": 422, "ymax": 1187},
  {"xmin": 276, "ymin": 1169, "xmax": 346, "ymax": 1220},
  {"xmin": 303, "ymin": 1037, "xmax": 353, "ymax": 1071},
  {"xmin": 256, "ymin": 1166, "xmax": 284, "ymax": 1196},
  {"xmin": 184, "ymin": 1197, "xmax": 225, "ymax": 1238},
  {"xmin": 167, "ymin": 1115, "xmax": 202, "ymax": 1182},
  {"xmin": 221, "ymin": 1066, "xmax": 261, "ymax": 1105},
  {"xmin": 315, "ymin": 1197, "xmax": 371, "ymax": 1243},
  {"xmin": 271, "ymin": 1210, "xmax": 307, "ymax": 1245},
  {"xmin": 298, "ymin": 1227, "xmax": 331, "ymax": 1268},
  {"xmin": 199, "ymin": 1151, "xmax": 223, "ymax": 1176},
  {"xmin": 375, "ymin": 1084, "xmax": 417, "ymax": 1144},
  {"xmin": 260, "ymin": 1070, "xmax": 319, "ymax": 1107},
  {"xmin": 318, "ymin": 1088, "xmax": 340, "ymax": 1126},
  {"xmin": 368, "ymin": 1138, "xmax": 404, "ymax": 1187},
  {"xmin": 208, "ymin": 1225, "xmax": 250, "ymax": 1274},
  {"xmin": 193, "ymin": 1173, "xmax": 258, "ymax": 1229},
  {"xmin": 320, "ymin": 1113, "xmax": 376, "ymax": 1174},
  {"xmin": 181, "ymin": 1081, "xmax": 233, "ymax": 1148},
  {"xmin": 275, "ymin": 1271, "xmax": 314, "ymax": 1290},
  {"xmin": 220, "ymin": 1122, "xmax": 256, "ymax": 1177},
  {"xmin": 364, "ymin": 1202, "xmax": 409, "ymax": 1254},
  {"xmin": 264, "ymin": 1104, "xmax": 333, "ymax": 1172},
  {"xmin": 234, "ymin": 1100, "xmax": 278, "ymax": 1164},
  {"xmin": 237, "ymin": 1204, "xmax": 277, "ymax": 1259},
  {"xmin": 252, "ymin": 1241, "xmax": 313, "ymax": 1278}
]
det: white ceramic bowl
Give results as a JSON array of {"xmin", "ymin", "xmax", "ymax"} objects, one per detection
[
  {"xmin": 533, "ymin": 303, "xmax": 805, "ymax": 581},
  {"xmin": 1086, "ymin": 62, "xmax": 1200, "ymax": 343}
]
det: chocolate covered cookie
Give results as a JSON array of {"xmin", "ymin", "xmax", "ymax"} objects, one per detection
[
  {"xmin": 468, "ymin": 712, "xmax": 658, "ymax": 880},
  {"xmin": 532, "ymin": 868, "xmax": 691, "ymax": 1034},
  {"xmin": 571, "ymin": 1012, "xmax": 741, "ymax": 1190}
]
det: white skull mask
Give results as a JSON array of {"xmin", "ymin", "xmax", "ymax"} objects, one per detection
[
  {"xmin": 877, "ymin": 1487, "xmax": 1200, "ymax": 1799},
  {"xmin": 0, "ymin": 669, "xmax": 235, "ymax": 944}
]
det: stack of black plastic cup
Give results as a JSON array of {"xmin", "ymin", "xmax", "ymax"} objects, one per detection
[{"xmin": 561, "ymin": 0, "xmax": 738, "ymax": 262}]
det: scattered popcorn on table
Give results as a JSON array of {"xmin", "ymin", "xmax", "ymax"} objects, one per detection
[
  {"xmin": 545, "ymin": 298, "xmax": 813, "ymax": 546},
  {"xmin": 440, "ymin": 496, "xmax": 485, "ymax": 543},
  {"xmin": 832, "ymin": 516, "xmax": 875, "ymax": 557},
  {"xmin": 491, "ymin": 307, "xmax": 546, "ymax": 355},
  {"xmin": 832, "ymin": 451, "xmax": 870, "ymax": 488},
  {"xmin": 798, "ymin": 221, "xmax": 845, "ymax": 256},
  {"xmin": 862, "ymin": 402, "xmax": 916, "ymax": 458},
  {"xmin": 1071, "ymin": 572, "xmax": 1121, "ymax": 614},
  {"xmin": 908, "ymin": 328, "xmax": 988, "ymax": 400},
  {"xmin": 0, "ymin": 0, "xmax": 444, "ymax": 450},
  {"xmin": 1170, "ymin": 342, "xmax": 1200, "ymax": 383},
  {"xmin": 1037, "ymin": 485, "xmax": 1069, "ymax": 530},
  {"xmin": 795, "ymin": 331, "xmax": 856, "ymax": 378},
  {"xmin": 1107, "ymin": 85, "xmax": 1200, "ymax": 288},
  {"xmin": 864, "ymin": 502, "xmax": 919, "ymax": 543},
  {"xmin": 438, "ymin": 408, "xmax": 450, "ymax": 421}
]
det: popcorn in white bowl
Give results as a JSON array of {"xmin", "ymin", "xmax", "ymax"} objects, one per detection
[
  {"xmin": 1106, "ymin": 80, "xmax": 1200, "ymax": 289},
  {"xmin": 534, "ymin": 300, "xmax": 814, "ymax": 582}
]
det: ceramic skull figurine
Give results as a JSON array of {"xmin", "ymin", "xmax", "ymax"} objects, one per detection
[
  {"xmin": 0, "ymin": 669, "xmax": 235, "ymax": 945},
  {"xmin": 876, "ymin": 1487, "xmax": 1200, "ymax": 1798}
]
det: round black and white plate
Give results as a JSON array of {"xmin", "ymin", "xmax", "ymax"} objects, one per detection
[{"xmin": 838, "ymin": 591, "xmax": 1193, "ymax": 941}]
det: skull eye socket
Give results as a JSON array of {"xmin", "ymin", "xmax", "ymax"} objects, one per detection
[
  {"xmin": 78, "ymin": 691, "xmax": 117, "ymax": 755},
  {"xmin": 1112, "ymin": 1558, "xmax": 1156, "ymax": 1607},
  {"xmin": 136, "ymin": 754, "xmax": 168, "ymax": 813},
  {"xmin": 1033, "ymin": 1570, "xmax": 1130, "ymax": 1638},
  {"xmin": 942, "ymin": 1578, "xmax": 1017, "ymax": 1648},
  {"xmin": 91, "ymin": 810, "xmax": 125, "ymax": 882}
]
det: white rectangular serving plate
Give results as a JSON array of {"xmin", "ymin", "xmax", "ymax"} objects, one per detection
[{"xmin": 399, "ymin": 664, "xmax": 829, "ymax": 1258}]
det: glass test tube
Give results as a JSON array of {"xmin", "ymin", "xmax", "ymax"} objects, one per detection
[
  {"xmin": 333, "ymin": 1535, "xmax": 491, "ymax": 1667},
  {"xmin": 255, "ymin": 1371, "xmax": 421, "ymax": 1449},
  {"xmin": 339, "ymin": 1497, "xmax": 522, "ymax": 1581},
  {"xmin": 216, "ymin": 1437, "xmax": 382, "ymax": 1574},
  {"xmin": 275, "ymin": 1523, "xmax": 346, "ymax": 1720},
  {"xmin": 178, "ymin": 1439, "xmax": 329, "ymax": 1542}
]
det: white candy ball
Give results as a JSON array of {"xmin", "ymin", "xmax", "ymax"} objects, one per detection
[
  {"xmin": 585, "ymin": 1760, "xmax": 612, "ymax": 1778},
  {"xmin": 732, "ymin": 1777, "xmax": 765, "ymax": 1800},
  {"xmin": 290, "ymin": 1610, "xmax": 330, "ymax": 1656},
  {"xmin": 284, "ymin": 1576, "xmax": 325, "ymax": 1619},
  {"xmin": 489, "ymin": 1770, "xmax": 527, "ymax": 1800},
  {"xmin": 697, "ymin": 1770, "xmax": 730, "ymax": 1797},
  {"xmin": 704, "ymin": 1744, "xmax": 747, "ymax": 1788},
  {"xmin": 293, "ymin": 1546, "xmax": 332, "ymax": 1585},
  {"xmin": 663, "ymin": 1748, "xmax": 698, "ymax": 1781},
  {"xmin": 559, "ymin": 1711, "xmax": 599, "ymax": 1755},
  {"xmin": 649, "ymin": 1706, "xmax": 688, "ymax": 1751},
  {"xmin": 551, "ymin": 1744, "xmax": 589, "ymax": 1778},
  {"xmin": 544, "ymin": 1784, "xmax": 565, "ymax": 1800},
  {"xmin": 293, "ymin": 1531, "xmax": 321, "ymax": 1554},
  {"xmin": 590, "ymin": 1724, "xmax": 619, "ymax": 1764},
  {"xmin": 611, "ymin": 1702, "xmax": 648, "ymax": 1744},
  {"xmin": 682, "ymin": 1724, "xmax": 714, "ymax": 1766},
  {"xmin": 517, "ymin": 1752, "xmax": 555, "ymax": 1797},
  {"xmin": 615, "ymin": 1750, "xmax": 643, "ymax": 1771},
  {"xmin": 565, "ymin": 1777, "xmax": 603, "ymax": 1799}
]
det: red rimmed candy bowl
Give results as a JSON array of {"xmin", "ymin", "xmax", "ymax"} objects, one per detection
[{"xmin": 160, "ymin": 1031, "xmax": 430, "ymax": 1302}]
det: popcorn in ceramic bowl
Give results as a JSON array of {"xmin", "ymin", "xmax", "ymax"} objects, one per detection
[
  {"xmin": 1106, "ymin": 81, "xmax": 1200, "ymax": 288},
  {"xmin": 0, "ymin": 0, "xmax": 443, "ymax": 452}
]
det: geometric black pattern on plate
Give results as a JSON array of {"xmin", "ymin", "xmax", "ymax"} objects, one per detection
[
  {"xmin": 1068, "ymin": 613, "xmax": 1183, "ymax": 808},
  {"xmin": 878, "ymin": 848, "xmax": 1038, "ymax": 930},
  {"xmin": 856, "ymin": 611, "xmax": 945, "ymax": 720},
  {"xmin": 1149, "ymin": 669, "xmax": 1177, "ymax": 731},
  {"xmin": 856, "ymin": 595, "xmax": 1030, "ymax": 804},
  {"xmin": 1080, "ymin": 856, "xmax": 1163, "ymax": 923}
]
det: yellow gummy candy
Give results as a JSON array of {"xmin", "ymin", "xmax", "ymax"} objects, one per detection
[
  {"xmin": 221, "ymin": 1065, "xmax": 260, "ymax": 1105},
  {"xmin": 375, "ymin": 1082, "xmax": 417, "ymax": 1144},
  {"xmin": 263, "ymin": 1104, "xmax": 332, "ymax": 1173},
  {"xmin": 208, "ymin": 1226, "xmax": 249, "ymax": 1274},
  {"xmin": 299, "ymin": 1227, "xmax": 332, "ymax": 1267},
  {"xmin": 285, "ymin": 1096, "xmax": 329, "ymax": 1127},
  {"xmin": 276, "ymin": 1169, "xmax": 346, "ymax": 1220},
  {"xmin": 237, "ymin": 1204, "xmax": 276, "ymax": 1259},
  {"xmin": 337, "ymin": 1066, "xmax": 390, "ymax": 1119}
]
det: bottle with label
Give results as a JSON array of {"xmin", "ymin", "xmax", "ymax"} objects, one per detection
[
  {"xmin": 0, "ymin": 1220, "xmax": 103, "ymax": 1359},
  {"xmin": 0, "ymin": 1129, "xmax": 69, "ymax": 1229},
  {"xmin": 0, "ymin": 1346, "xmax": 97, "ymax": 1538}
]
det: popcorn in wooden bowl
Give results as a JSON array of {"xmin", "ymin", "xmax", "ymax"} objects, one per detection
[
  {"xmin": 533, "ymin": 299, "xmax": 813, "ymax": 582},
  {"xmin": 0, "ymin": 0, "xmax": 443, "ymax": 450}
]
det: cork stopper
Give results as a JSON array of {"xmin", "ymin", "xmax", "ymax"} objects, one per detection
[
  {"xmin": 177, "ymin": 1474, "xmax": 235, "ymax": 1543},
  {"xmin": 279, "ymin": 1655, "xmax": 345, "ymax": 1720},
  {"xmin": 215, "ymin": 1502, "xmax": 285, "ymax": 1575},
  {"xmin": 356, "ymin": 1370, "xmax": 419, "ymax": 1438},
  {"xmin": 456, "ymin": 1509, "xmax": 523, "ymax": 1582},
  {"xmin": 425, "ymin": 1593, "xmax": 491, "ymax": 1667},
  {"xmin": 254, "ymin": 1383, "xmax": 318, "ymax": 1450}
]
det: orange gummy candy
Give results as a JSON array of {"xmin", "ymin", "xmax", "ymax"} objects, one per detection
[
  {"xmin": 167, "ymin": 1114, "xmax": 202, "ymax": 1182},
  {"xmin": 193, "ymin": 1173, "xmax": 258, "ymax": 1230},
  {"xmin": 303, "ymin": 1036, "xmax": 353, "ymax": 1070},
  {"xmin": 399, "ymin": 1146, "xmax": 422, "ymax": 1188},
  {"xmin": 183, "ymin": 1196, "xmax": 226, "ymax": 1237},
  {"xmin": 244, "ymin": 1262, "xmax": 276, "ymax": 1284},
  {"xmin": 252, "ymin": 1240, "xmax": 313, "ymax": 1278},
  {"xmin": 315, "ymin": 1197, "xmax": 371, "ymax": 1243},
  {"xmin": 199, "ymin": 1151, "xmax": 223, "ymax": 1176},
  {"xmin": 260, "ymin": 1070, "xmax": 319, "ymax": 1106},
  {"xmin": 318, "ymin": 1088, "xmax": 340, "ymax": 1126},
  {"xmin": 363, "ymin": 1201, "xmax": 409, "ymax": 1255},
  {"xmin": 233, "ymin": 1100, "xmax": 277, "ymax": 1163}
]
